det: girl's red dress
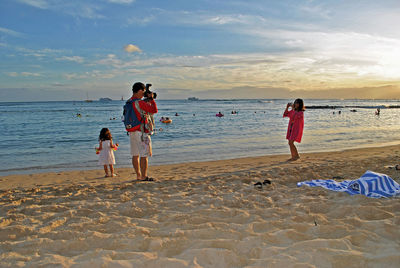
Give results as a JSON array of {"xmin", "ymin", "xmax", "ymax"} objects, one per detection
[{"xmin": 283, "ymin": 110, "xmax": 304, "ymax": 143}]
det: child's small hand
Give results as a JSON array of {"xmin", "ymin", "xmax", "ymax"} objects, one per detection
[{"xmin": 112, "ymin": 143, "xmax": 119, "ymax": 151}]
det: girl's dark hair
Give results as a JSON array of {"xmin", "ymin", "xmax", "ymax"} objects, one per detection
[
  {"xmin": 294, "ymin": 98, "xmax": 305, "ymax": 111},
  {"xmin": 99, "ymin": 128, "xmax": 112, "ymax": 141}
]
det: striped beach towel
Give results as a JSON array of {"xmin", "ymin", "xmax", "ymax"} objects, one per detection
[{"xmin": 297, "ymin": 170, "xmax": 400, "ymax": 198}]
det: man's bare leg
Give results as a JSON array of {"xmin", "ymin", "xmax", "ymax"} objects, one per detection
[
  {"xmin": 132, "ymin": 155, "xmax": 142, "ymax": 180},
  {"xmin": 140, "ymin": 157, "xmax": 148, "ymax": 179}
]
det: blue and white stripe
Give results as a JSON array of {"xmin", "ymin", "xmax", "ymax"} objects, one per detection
[{"xmin": 297, "ymin": 170, "xmax": 400, "ymax": 198}]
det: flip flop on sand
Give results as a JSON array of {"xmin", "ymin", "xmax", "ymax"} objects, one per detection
[
  {"xmin": 254, "ymin": 179, "xmax": 272, "ymax": 189},
  {"xmin": 385, "ymin": 164, "xmax": 400, "ymax": 170},
  {"xmin": 254, "ymin": 182, "xmax": 263, "ymax": 189},
  {"xmin": 263, "ymin": 179, "xmax": 272, "ymax": 185},
  {"xmin": 135, "ymin": 176, "xmax": 155, "ymax": 182}
]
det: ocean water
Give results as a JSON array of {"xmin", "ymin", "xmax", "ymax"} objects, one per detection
[{"xmin": 1, "ymin": 99, "xmax": 400, "ymax": 176}]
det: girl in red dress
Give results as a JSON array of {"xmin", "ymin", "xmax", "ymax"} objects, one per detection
[{"xmin": 283, "ymin": 99, "xmax": 305, "ymax": 161}]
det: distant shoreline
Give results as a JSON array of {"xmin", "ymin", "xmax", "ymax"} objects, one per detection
[
  {"xmin": 307, "ymin": 105, "xmax": 400, "ymax": 109},
  {"xmin": 1, "ymin": 98, "xmax": 400, "ymax": 104}
]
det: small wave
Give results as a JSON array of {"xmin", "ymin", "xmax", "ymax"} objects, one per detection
[{"xmin": 0, "ymin": 160, "xmax": 99, "ymax": 175}]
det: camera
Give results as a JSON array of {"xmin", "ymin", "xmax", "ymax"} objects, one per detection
[{"xmin": 144, "ymin": 83, "xmax": 157, "ymax": 100}]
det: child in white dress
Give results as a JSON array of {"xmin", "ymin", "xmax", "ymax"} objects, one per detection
[{"xmin": 96, "ymin": 128, "xmax": 118, "ymax": 177}]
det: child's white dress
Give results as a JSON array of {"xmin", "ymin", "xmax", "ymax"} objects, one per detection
[{"xmin": 98, "ymin": 140, "xmax": 116, "ymax": 165}]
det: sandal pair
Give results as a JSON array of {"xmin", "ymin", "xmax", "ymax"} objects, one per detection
[
  {"xmin": 254, "ymin": 179, "xmax": 272, "ymax": 188},
  {"xmin": 137, "ymin": 176, "xmax": 155, "ymax": 181}
]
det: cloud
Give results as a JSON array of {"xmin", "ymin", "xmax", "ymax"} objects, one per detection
[
  {"xmin": 16, "ymin": 0, "xmax": 48, "ymax": 9},
  {"xmin": 56, "ymin": 56, "xmax": 84, "ymax": 63},
  {"xmin": 64, "ymin": 69, "xmax": 118, "ymax": 80},
  {"xmin": 5, "ymin": 72, "xmax": 41, "ymax": 77},
  {"xmin": 0, "ymin": 27, "xmax": 25, "ymax": 38},
  {"xmin": 93, "ymin": 54, "xmax": 124, "ymax": 67},
  {"xmin": 140, "ymin": 84, "xmax": 400, "ymax": 100},
  {"xmin": 299, "ymin": 2, "xmax": 332, "ymax": 19},
  {"xmin": 108, "ymin": 46, "xmax": 400, "ymax": 94},
  {"xmin": 295, "ymin": 85, "xmax": 400, "ymax": 99},
  {"xmin": 19, "ymin": 40, "xmax": 397, "ymax": 98},
  {"xmin": 16, "ymin": 0, "xmax": 105, "ymax": 19},
  {"xmin": 50, "ymin": 82, "xmax": 68, "ymax": 87},
  {"xmin": 5, "ymin": 1, "xmax": 400, "ymax": 100},
  {"xmin": 0, "ymin": 87, "xmax": 84, "ymax": 102},
  {"xmin": 5, "ymin": 72, "xmax": 18, "ymax": 77},
  {"xmin": 75, "ymin": 4, "xmax": 104, "ymax": 19},
  {"xmin": 2, "ymin": 83, "xmax": 399, "ymax": 102},
  {"xmin": 124, "ymin": 44, "xmax": 141, "ymax": 53},
  {"xmin": 21, "ymin": 72, "xmax": 41, "ymax": 77},
  {"xmin": 207, "ymin": 15, "xmax": 249, "ymax": 25},
  {"xmin": 9, "ymin": 46, "xmax": 69, "ymax": 60},
  {"xmin": 126, "ymin": 15, "xmax": 155, "ymax": 26},
  {"xmin": 156, "ymin": 10, "xmax": 266, "ymax": 28},
  {"xmin": 107, "ymin": 0, "xmax": 135, "ymax": 4}
]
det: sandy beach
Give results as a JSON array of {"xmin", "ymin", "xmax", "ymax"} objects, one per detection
[{"xmin": 1, "ymin": 145, "xmax": 400, "ymax": 267}]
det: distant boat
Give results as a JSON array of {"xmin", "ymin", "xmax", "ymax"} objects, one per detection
[
  {"xmin": 85, "ymin": 92, "xmax": 93, "ymax": 102},
  {"xmin": 188, "ymin": 97, "xmax": 199, "ymax": 101},
  {"xmin": 99, "ymin": 97, "xmax": 112, "ymax": 102}
]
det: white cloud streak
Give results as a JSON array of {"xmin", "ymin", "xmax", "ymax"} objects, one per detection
[
  {"xmin": 56, "ymin": 56, "xmax": 84, "ymax": 63},
  {"xmin": 16, "ymin": 0, "xmax": 105, "ymax": 19},
  {"xmin": 17, "ymin": 0, "xmax": 48, "ymax": 9},
  {"xmin": 0, "ymin": 27, "xmax": 25, "ymax": 38},
  {"xmin": 6, "ymin": 72, "xmax": 41, "ymax": 77},
  {"xmin": 107, "ymin": 0, "xmax": 135, "ymax": 4}
]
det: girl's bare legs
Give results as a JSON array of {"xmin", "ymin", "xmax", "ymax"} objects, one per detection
[
  {"xmin": 109, "ymin": 164, "xmax": 115, "ymax": 176},
  {"xmin": 288, "ymin": 140, "xmax": 300, "ymax": 161},
  {"xmin": 103, "ymin": 165, "xmax": 109, "ymax": 176}
]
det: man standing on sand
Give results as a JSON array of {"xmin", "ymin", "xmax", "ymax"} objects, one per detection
[{"xmin": 124, "ymin": 82, "xmax": 158, "ymax": 181}]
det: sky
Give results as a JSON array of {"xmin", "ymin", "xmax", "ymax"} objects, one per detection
[{"xmin": 1, "ymin": 0, "xmax": 400, "ymax": 101}]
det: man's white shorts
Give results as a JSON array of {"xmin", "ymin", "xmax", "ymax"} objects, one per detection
[{"xmin": 129, "ymin": 131, "xmax": 151, "ymax": 157}]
